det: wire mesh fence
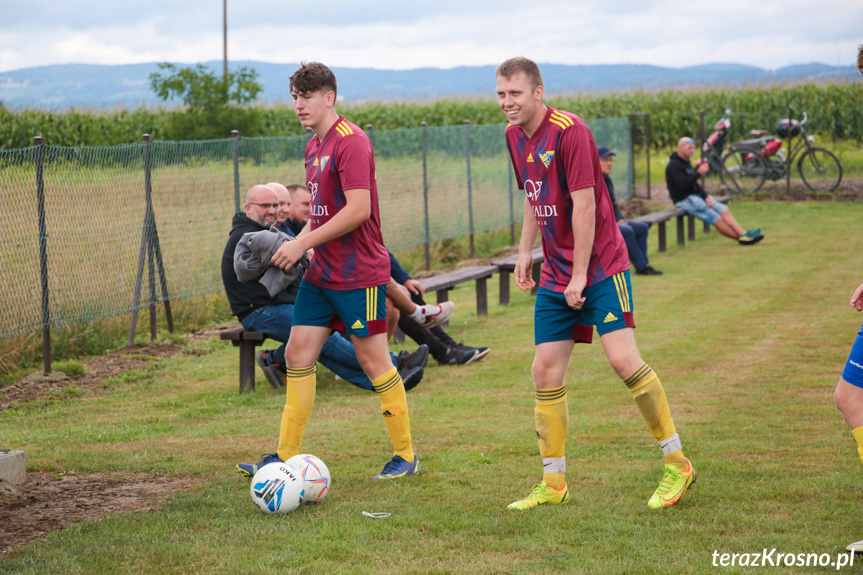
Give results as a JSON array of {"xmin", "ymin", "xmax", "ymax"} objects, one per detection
[{"xmin": 0, "ymin": 117, "xmax": 633, "ymax": 345}]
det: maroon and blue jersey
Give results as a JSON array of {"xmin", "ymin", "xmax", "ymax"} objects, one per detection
[
  {"xmin": 505, "ymin": 106, "xmax": 629, "ymax": 292},
  {"xmin": 303, "ymin": 116, "xmax": 390, "ymax": 290}
]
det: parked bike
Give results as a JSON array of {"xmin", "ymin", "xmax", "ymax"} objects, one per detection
[
  {"xmin": 700, "ymin": 115, "xmax": 766, "ymax": 194},
  {"xmin": 709, "ymin": 112, "xmax": 843, "ymax": 193}
]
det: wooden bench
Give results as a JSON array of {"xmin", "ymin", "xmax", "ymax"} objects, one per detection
[
  {"xmin": 633, "ymin": 195, "xmax": 730, "ymax": 252},
  {"xmin": 491, "ymin": 247, "xmax": 544, "ymax": 304},
  {"xmin": 417, "ymin": 265, "xmax": 499, "ymax": 317},
  {"xmin": 219, "ymin": 328, "xmax": 265, "ymax": 394}
]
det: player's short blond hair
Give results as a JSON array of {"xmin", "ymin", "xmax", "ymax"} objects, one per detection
[{"xmin": 496, "ymin": 57, "xmax": 544, "ymax": 92}]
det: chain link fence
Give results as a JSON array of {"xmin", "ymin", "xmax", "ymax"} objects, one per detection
[{"xmin": 0, "ymin": 117, "xmax": 633, "ymax": 348}]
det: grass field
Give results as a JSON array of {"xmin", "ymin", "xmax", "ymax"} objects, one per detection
[{"xmin": 2, "ymin": 199, "xmax": 863, "ymax": 574}]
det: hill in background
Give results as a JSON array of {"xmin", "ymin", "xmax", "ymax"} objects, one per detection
[{"xmin": 0, "ymin": 60, "xmax": 860, "ymax": 109}]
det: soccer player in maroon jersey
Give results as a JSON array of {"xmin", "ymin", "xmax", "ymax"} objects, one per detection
[
  {"xmin": 239, "ymin": 62, "xmax": 419, "ymax": 480},
  {"xmin": 497, "ymin": 57, "xmax": 695, "ymax": 510}
]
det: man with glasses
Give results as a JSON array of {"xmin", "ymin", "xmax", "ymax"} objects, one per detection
[{"xmin": 666, "ymin": 137, "xmax": 763, "ymax": 245}]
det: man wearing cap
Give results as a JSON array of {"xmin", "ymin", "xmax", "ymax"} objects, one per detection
[
  {"xmin": 666, "ymin": 137, "xmax": 763, "ymax": 245},
  {"xmin": 598, "ymin": 146, "xmax": 662, "ymax": 276}
]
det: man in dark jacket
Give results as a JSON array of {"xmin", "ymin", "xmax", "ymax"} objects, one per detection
[
  {"xmin": 221, "ymin": 184, "xmax": 427, "ymax": 391},
  {"xmin": 666, "ymin": 137, "xmax": 763, "ymax": 245},
  {"xmin": 278, "ymin": 184, "xmax": 310, "ymax": 237},
  {"xmin": 598, "ymin": 146, "xmax": 661, "ymax": 276}
]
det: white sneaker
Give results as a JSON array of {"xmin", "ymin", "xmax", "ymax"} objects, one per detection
[
  {"xmin": 416, "ymin": 301, "xmax": 454, "ymax": 328},
  {"xmin": 846, "ymin": 540, "xmax": 863, "ymax": 553}
]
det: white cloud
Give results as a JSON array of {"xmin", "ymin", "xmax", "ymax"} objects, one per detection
[{"xmin": 0, "ymin": 0, "xmax": 861, "ymax": 72}]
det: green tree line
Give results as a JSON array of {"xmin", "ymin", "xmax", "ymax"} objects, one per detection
[{"xmin": 1, "ymin": 83, "xmax": 861, "ymax": 150}]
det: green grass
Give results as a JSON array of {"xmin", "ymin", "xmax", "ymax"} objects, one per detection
[{"xmin": 2, "ymin": 200, "xmax": 863, "ymax": 573}]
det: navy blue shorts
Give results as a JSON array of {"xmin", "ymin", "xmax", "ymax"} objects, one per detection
[
  {"xmin": 534, "ymin": 271, "xmax": 636, "ymax": 345},
  {"xmin": 292, "ymin": 280, "xmax": 388, "ymax": 337}
]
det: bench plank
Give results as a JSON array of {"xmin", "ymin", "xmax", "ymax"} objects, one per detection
[
  {"xmin": 417, "ymin": 265, "xmax": 498, "ymax": 317},
  {"xmin": 492, "ymin": 247, "xmax": 543, "ymax": 304}
]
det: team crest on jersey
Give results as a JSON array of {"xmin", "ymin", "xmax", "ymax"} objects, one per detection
[
  {"xmin": 538, "ymin": 151, "xmax": 555, "ymax": 168},
  {"xmin": 320, "ymin": 156, "xmax": 330, "ymax": 169},
  {"xmin": 527, "ymin": 153, "xmax": 534, "ymax": 163}
]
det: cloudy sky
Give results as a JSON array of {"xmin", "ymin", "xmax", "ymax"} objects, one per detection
[{"xmin": 1, "ymin": 0, "xmax": 861, "ymax": 73}]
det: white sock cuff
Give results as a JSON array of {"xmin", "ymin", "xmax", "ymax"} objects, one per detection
[
  {"xmin": 542, "ymin": 457, "xmax": 566, "ymax": 474},
  {"xmin": 659, "ymin": 433, "xmax": 682, "ymax": 455}
]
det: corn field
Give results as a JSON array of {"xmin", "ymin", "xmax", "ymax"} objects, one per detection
[{"xmin": 2, "ymin": 83, "xmax": 861, "ymax": 149}]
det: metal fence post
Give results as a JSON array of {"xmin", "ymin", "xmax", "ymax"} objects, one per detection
[
  {"xmin": 33, "ymin": 136, "xmax": 51, "ymax": 375},
  {"xmin": 232, "ymin": 130, "xmax": 240, "ymax": 212},
  {"xmin": 786, "ymin": 107, "xmax": 793, "ymax": 195},
  {"xmin": 645, "ymin": 113, "xmax": 652, "ymax": 199},
  {"xmin": 421, "ymin": 122, "xmax": 431, "ymax": 271},
  {"xmin": 627, "ymin": 114, "xmax": 639, "ymax": 199},
  {"xmin": 508, "ymin": 163, "xmax": 515, "ymax": 246},
  {"xmin": 143, "ymin": 135, "xmax": 158, "ymax": 341},
  {"xmin": 698, "ymin": 110, "xmax": 706, "ymax": 190},
  {"xmin": 464, "ymin": 120, "xmax": 474, "ymax": 259},
  {"xmin": 128, "ymin": 135, "xmax": 153, "ymax": 347}
]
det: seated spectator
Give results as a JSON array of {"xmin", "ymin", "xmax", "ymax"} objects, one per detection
[
  {"xmin": 221, "ymin": 184, "xmax": 428, "ymax": 392},
  {"xmin": 666, "ymin": 137, "xmax": 764, "ymax": 246},
  {"xmin": 385, "ymin": 278, "xmax": 455, "ymax": 339},
  {"xmin": 389, "ymin": 250, "xmax": 490, "ymax": 366},
  {"xmin": 278, "ymin": 183, "xmax": 310, "ymax": 237},
  {"xmin": 598, "ymin": 146, "xmax": 662, "ymax": 276}
]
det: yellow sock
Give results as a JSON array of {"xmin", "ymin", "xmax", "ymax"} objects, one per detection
[
  {"xmin": 624, "ymin": 364, "xmax": 687, "ymax": 470},
  {"xmin": 536, "ymin": 385, "xmax": 568, "ymax": 488},
  {"xmin": 371, "ymin": 367, "xmax": 414, "ymax": 462},
  {"xmin": 852, "ymin": 427, "xmax": 863, "ymax": 464},
  {"xmin": 276, "ymin": 366, "xmax": 316, "ymax": 461}
]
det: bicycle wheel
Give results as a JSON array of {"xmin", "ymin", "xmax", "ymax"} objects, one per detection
[
  {"xmin": 720, "ymin": 147, "xmax": 767, "ymax": 193},
  {"xmin": 797, "ymin": 147, "xmax": 842, "ymax": 192}
]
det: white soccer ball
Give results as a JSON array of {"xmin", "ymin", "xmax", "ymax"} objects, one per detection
[
  {"xmin": 250, "ymin": 461, "xmax": 305, "ymax": 514},
  {"xmin": 286, "ymin": 453, "xmax": 331, "ymax": 504}
]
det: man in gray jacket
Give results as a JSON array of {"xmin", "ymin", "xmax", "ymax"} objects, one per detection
[{"xmin": 221, "ymin": 184, "xmax": 427, "ymax": 390}]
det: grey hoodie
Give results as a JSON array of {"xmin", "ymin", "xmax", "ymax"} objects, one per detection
[{"xmin": 234, "ymin": 227, "xmax": 310, "ymax": 297}]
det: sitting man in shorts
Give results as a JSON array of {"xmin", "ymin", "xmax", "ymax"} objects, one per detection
[{"xmin": 666, "ymin": 137, "xmax": 764, "ymax": 246}]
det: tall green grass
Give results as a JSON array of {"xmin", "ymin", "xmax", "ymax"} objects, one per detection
[
  {"xmin": 3, "ymin": 83, "xmax": 861, "ymax": 148},
  {"xmin": 2, "ymin": 200, "xmax": 862, "ymax": 573}
]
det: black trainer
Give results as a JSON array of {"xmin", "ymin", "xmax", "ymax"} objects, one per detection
[
  {"xmin": 399, "ymin": 366, "xmax": 424, "ymax": 391},
  {"xmin": 454, "ymin": 342, "xmax": 490, "ymax": 363},
  {"xmin": 636, "ymin": 265, "xmax": 663, "ymax": 276},
  {"xmin": 255, "ymin": 350, "xmax": 286, "ymax": 389},
  {"xmin": 396, "ymin": 345, "xmax": 429, "ymax": 372},
  {"xmin": 438, "ymin": 345, "xmax": 479, "ymax": 366}
]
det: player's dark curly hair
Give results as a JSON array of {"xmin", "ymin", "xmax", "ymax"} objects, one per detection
[
  {"xmin": 290, "ymin": 62, "xmax": 338, "ymax": 100},
  {"xmin": 496, "ymin": 57, "xmax": 544, "ymax": 92}
]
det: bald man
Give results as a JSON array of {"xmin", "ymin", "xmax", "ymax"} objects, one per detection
[
  {"xmin": 220, "ymin": 184, "xmax": 428, "ymax": 392},
  {"xmin": 266, "ymin": 182, "xmax": 292, "ymax": 228},
  {"xmin": 666, "ymin": 137, "xmax": 764, "ymax": 245}
]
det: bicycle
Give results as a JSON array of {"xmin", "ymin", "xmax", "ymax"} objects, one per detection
[
  {"xmin": 701, "ymin": 115, "xmax": 769, "ymax": 194},
  {"xmin": 722, "ymin": 112, "xmax": 843, "ymax": 193}
]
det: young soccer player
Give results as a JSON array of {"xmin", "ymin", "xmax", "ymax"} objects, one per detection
[
  {"xmin": 496, "ymin": 57, "xmax": 695, "ymax": 510},
  {"xmin": 238, "ymin": 62, "xmax": 419, "ymax": 480},
  {"xmin": 834, "ymin": 281, "xmax": 863, "ymax": 552}
]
